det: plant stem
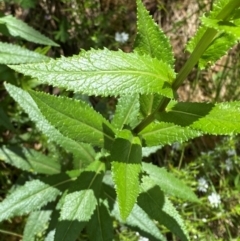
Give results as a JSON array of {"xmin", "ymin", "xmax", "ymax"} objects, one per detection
[
  {"xmin": 0, "ymin": 229, "xmax": 23, "ymax": 238},
  {"xmin": 133, "ymin": 0, "xmax": 240, "ymax": 134}
]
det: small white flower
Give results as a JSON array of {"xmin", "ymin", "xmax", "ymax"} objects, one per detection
[
  {"xmin": 208, "ymin": 192, "xmax": 221, "ymax": 208},
  {"xmin": 227, "ymin": 149, "xmax": 236, "ymax": 156},
  {"xmin": 225, "ymin": 158, "xmax": 233, "ymax": 172},
  {"xmin": 197, "ymin": 177, "xmax": 208, "ymax": 192},
  {"xmin": 115, "ymin": 32, "xmax": 129, "ymax": 43}
]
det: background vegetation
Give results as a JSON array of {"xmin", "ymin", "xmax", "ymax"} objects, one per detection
[{"xmin": 0, "ymin": 0, "xmax": 240, "ymax": 240}]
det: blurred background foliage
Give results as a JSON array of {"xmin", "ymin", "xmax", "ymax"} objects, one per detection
[{"xmin": 0, "ymin": 0, "xmax": 240, "ymax": 240}]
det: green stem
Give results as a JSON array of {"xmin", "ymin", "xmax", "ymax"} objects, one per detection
[
  {"xmin": 134, "ymin": 0, "xmax": 240, "ymax": 134},
  {"xmin": 0, "ymin": 229, "xmax": 23, "ymax": 238}
]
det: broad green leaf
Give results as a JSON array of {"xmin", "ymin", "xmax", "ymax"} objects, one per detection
[
  {"xmin": 111, "ymin": 94, "xmax": 139, "ymax": 130},
  {"xmin": 55, "ymin": 160, "xmax": 104, "ymax": 241},
  {"xmin": 139, "ymin": 93, "xmax": 163, "ymax": 118},
  {"xmin": 134, "ymin": 0, "xmax": 174, "ymax": 66},
  {"xmin": 186, "ymin": 0, "xmax": 239, "ymax": 69},
  {"xmin": 139, "ymin": 178, "xmax": 189, "ymax": 241},
  {"xmin": 0, "ymin": 145, "xmax": 61, "ymax": 175},
  {"xmin": 8, "ymin": 49, "xmax": 176, "ymax": 98},
  {"xmin": 0, "ymin": 106, "xmax": 15, "ymax": 131},
  {"xmin": 140, "ymin": 122, "xmax": 201, "ymax": 146},
  {"xmin": 111, "ymin": 129, "xmax": 142, "ymax": 220},
  {"xmin": 157, "ymin": 101, "xmax": 240, "ymax": 135},
  {"xmin": 142, "ymin": 163, "xmax": 199, "ymax": 203},
  {"xmin": 112, "ymin": 202, "xmax": 166, "ymax": 241},
  {"xmin": 0, "ymin": 42, "xmax": 49, "ymax": 64},
  {"xmin": 55, "ymin": 190, "xmax": 96, "ymax": 241},
  {"xmin": 87, "ymin": 202, "xmax": 113, "ymax": 241},
  {"xmin": 0, "ymin": 171, "xmax": 79, "ymax": 222},
  {"xmin": 29, "ymin": 90, "xmax": 115, "ymax": 149},
  {"xmin": 0, "ymin": 15, "xmax": 59, "ymax": 46},
  {"xmin": 201, "ymin": 16, "xmax": 240, "ymax": 38},
  {"xmin": 0, "ymin": 181, "xmax": 58, "ymax": 222},
  {"xmin": 23, "ymin": 210, "xmax": 52, "ymax": 241},
  {"xmin": 5, "ymin": 83, "xmax": 96, "ymax": 164}
]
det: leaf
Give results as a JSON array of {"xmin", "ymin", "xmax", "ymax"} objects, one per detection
[
  {"xmin": 0, "ymin": 171, "xmax": 79, "ymax": 222},
  {"xmin": 0, "ymin": 15, "xmax": 59, "ymax": 46},
  {"xmin": 111, "ymin": 94, "xmax": 140, "ymax": 130},
  {"xmin": 139, "ymin": 93, "xmax": 163, "ymax": 118},
  {"xmin": 54, "ymin": 160, "xmax": 104, "ymax": 241},
  {"xmin": 5, "ymin": 83, "xmax": 96, "ymax": 164},
  {"xmin": 157, "ymin": 101, "xmax": 240, "ymax": 135},
  {"xmin": 0, "ymin": 42, "xmax": 49, "ymax": 64},
  {"xmin": 186, "ymin": 0, "xmax": 239, "ymax": 69},
  {"xmin": 0, "ymin": 181, "xmax": 58, "ymax": 222},
  {"xmin": 134, "ymin": 0, "xmax": 174, "ymax": 66},
  {"xmin": 29, "ymin": 90, "xmax": 115, "ymax": 149},
  {"xmin": 142, "ymin": 163, "xmax": 199, "ymax": 203},
  {"xmin": 87, "ymin": 202, "xmax": 113, "ymax": 241},
  {"xmin": 112, "ymin": 202, "xmax": 166, "ymax": 241},
  {"xmin": 111, "ymin": 129, "xmax": 142, "ymax": 220},
  {"xmin": 142, "ymin": 145, "xmax": 162, "ymax": 157},
  {"xmin": 0, "ymin": 145, "xmax": 61, "ymax": 175},
  {"xmin": 23, "ymin": 210, "xmax": 52, "ymax": 241},
  {"xmin": 140, "ymin": 122, "xmax": 201, "ymax": 146},
  {"xmin": 138, "ymin": 178, "xmax": 189, "ymax": 241},
  {"xmin": 201, "ymin": 16, "xmax": 240, "ymax": 38},
  {"xmin": 0, "ymin": 106, "xmax": 15, "ymax": 131},
  {"xmin": 8, "ymin": 49, "xmax": 176, "ymax": 98}
]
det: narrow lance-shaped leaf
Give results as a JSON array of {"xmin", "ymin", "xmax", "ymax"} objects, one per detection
[
  {"xmin": 29, "ymin": 90, "xmax": 116, "ymax": 149},
  {"xmin": 112, "ymin": 202, "xmax": 166, "ymax": 241},
  {"xmin": 86, "ymin": 202, "xmax": 114, "ymax": 241},
  {"xmin": 0, "ymin": 15, "xmax": 59, "ymax": 46},
  {"xmin": 103, "ymin": 181, "xmax": 166, "ymax": 241},
  {"xmin": 140, "ymin": 121, "xmax": 201, "ymax": 147},
  {"xmin": 0, "ymin": 171, "xmax": 80, "ymax": 222},
  {"xmin": 54, "ymin": 160, "xmax": 105, "ymax": 241},
  {"xmin": 138, "ymin": 177, "xmax": 190, "ymax": 241},
  {"xmin": 134, "ymin": 0, "xmax": 175, "ymax": 118},
  {"xmin": 9, "ymin": 49, "xmax": 175, "ymax": 98},
  {"xmin": 134, "ymin": 0, "xmax": 174, "ymax": 66},
  {"xmin": 0, "ymin": 145, "xmax": 61, "ymax": 175},
  {"xmin": 142, "ymin": 163, "xmax": 199, "ymax": 203},
  {"xmin": 4, "ymin": 83, "xmax": 96, "ymax": 164},
  {"xmin": 111, "ymin": 129, "xmax": 142, "ymax": 220},
  {"xmin": 111, "ymin": 94, "xmax": 140, "ymax": 130},
  {"xmin": 157, "ymin": 101, "xmax": 240, "ymax": 135},
  {"xmin": 23, "ymin": 210, "xmax": 52, "ymax": 241},
  {"xmin": 0, "ymin": 42, "xmax": 49, "ymax": 64}
]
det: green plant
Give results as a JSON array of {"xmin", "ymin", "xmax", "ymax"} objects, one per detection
[{"xmin": 1, "ymin": 0, "xmax": 240, "ymax": 240}]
